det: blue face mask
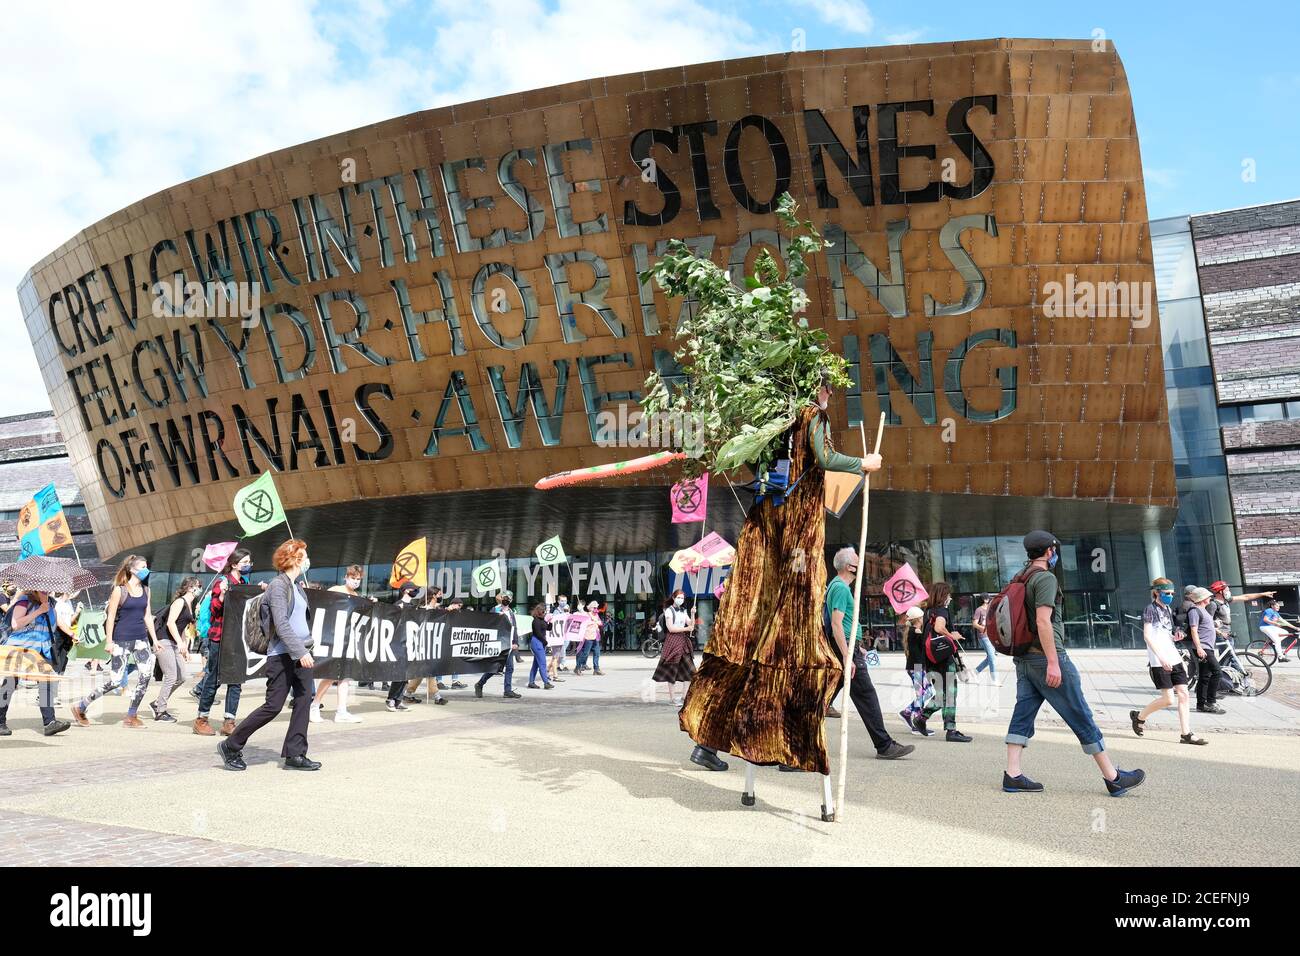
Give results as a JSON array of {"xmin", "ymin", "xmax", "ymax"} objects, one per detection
[
  {"xmin": 1159, "ymin": 592, "xmax": 1174, "ymax": 605},
  {"xmin": 135, "ymin": 567, "xmax": 150, "ymax": 581},
  {"xmin": 1047, "ymin": 550, "xmax": 1059, "ymax": 569}
]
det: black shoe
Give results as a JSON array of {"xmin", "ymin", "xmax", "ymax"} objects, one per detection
[
  {"xmin": 451, "ymin": 681, "xmax": 467, "ymax": 689},
  {"xmin": 284, "ymin": 754, "xmax": 321, "ymax": 771},
  {"xmin": 402, "ymin": 694, "xmax": 423, "ymax": 704},
  {"xmin": 504, "ymin": 690, "xmax": 522, "ymax": 699},
  {"xmin": 1197, "ymin": 704, "xmax": 1226, "ymax": 715},
  {"xmin": 690, "ymin": 746, "xmax": 728, "ymax": 772},
  {"xmin": 527, "ymin": 683, "xmax": 539, "ymax": 689},
  {"xmin": 0, "ymin": 722, "xmax": 10, "ymax": 737},
  {"xmin": 474, "ymin": 684, "xmax": 483, "ymax": 698},
  {"xmin": 218, "ymin": 740, "xmax": 246, "ymax": 771},
  {"xmin": 915, "ymin": 717, "xmax": 935, "ymax": 737},
  {"xmin": 1002, "ymin": 772, "xmax": 1044, "ymax": 793},
  {"xmin": 385, "ymin": 700, "xmax": 409, "ymax": 712},
  {"xmin": 155, "ymin": 712, "xmax": 177, "ymax": 724},
  {"xmin": 433, "ymin": 695, "xmax": 448, "ymax": 705},
  {"xmin": 1105, "ymin": 768, "xmax": 1146, "ymax": 797},
  {"xmin": 899, "ymin": 709, "xmax": 918, "ymax": 734},
  {"xmin": 435, "ymin": 681, "xmax": 448, "ymax": 690},
  {"xmin": 1129, "ymin": 709, "xmax": 1145, "ymax": 737},
  {"xmin": 593, "ymin": 669, "xmax": 605, "ymax": 675},
  {"xmin": 777, "ymin": 763, "xmax": 802, "ymax": 772},
  {"xmin": 876, "ymin": 742, "xmax": 915, "ymax": 759},
  {"xmin": 42, "ymin": 719, "xmax": 71, "ymax": 737},
  {"xmin": 825, "ymin": 706, "xmax": 842, "ymax": 719},
  {"xmin": 945, "ymin": 729, "xmax": 972, "ymax": 743},
  {"xmin": 543, "ymin": 682, "xmax": 555, "ymax": 690}
]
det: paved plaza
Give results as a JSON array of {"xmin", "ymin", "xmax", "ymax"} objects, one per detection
[{"xmin": 1, "ymin": 651, "xmax": 1297, "ymax": 867}]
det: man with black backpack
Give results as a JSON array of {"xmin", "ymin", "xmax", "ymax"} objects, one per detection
[{"xmin": 1001, "ymin": 531, "xmax": 1147, "ymax": 797}]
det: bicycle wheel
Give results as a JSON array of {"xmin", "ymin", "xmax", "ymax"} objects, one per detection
[
  {"xmin": 1247, "ymin": 640, "xmax": 1277, "ymax": 666},
  {"xmin": 1237, "ymin": 653, "xmax": 1272, "ymax": 697},
  {"xmin": 641, "ymin": 638, "xmax": 662, "ymax": 659}
]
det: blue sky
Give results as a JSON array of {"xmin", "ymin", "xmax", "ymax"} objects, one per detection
[{"xmin": 1, "ymin": 0, "xmax": 1297, "ymax": 414}]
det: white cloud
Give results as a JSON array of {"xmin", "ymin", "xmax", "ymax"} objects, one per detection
[
  {"xmin": 884, "ymin": 29, "xmax": 925, "ymax": 45},
  {"xmin": 0, "ymin": 0, "xmax": 760, "ymax": 417},
  {"xmin": 790, "ymin": 0, "xmax": 874, "ymax": 36}
]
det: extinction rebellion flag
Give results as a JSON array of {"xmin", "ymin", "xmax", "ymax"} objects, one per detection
[
  {"xmin": 14, "ymin": 483, "xmax": 72, "ymax": 557},
  {"xmin": 217, "ymin": 586, "xmax": 512, "ymax": 684}
]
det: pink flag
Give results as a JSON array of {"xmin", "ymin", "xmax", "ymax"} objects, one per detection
[
  {"xmin": 670, "ymin": 476, "xmax": 708, "ymax": 523},
  {"xmin": 202, "ymin": 541, "xmax": 239, "ymax": 571},
  {"xmin": 712, "ymin": 580, "xmax": 727, "ymax": 599},
  {"xmin": 882, "ymin": 563, "xmax": 928, "ymax": 614}
]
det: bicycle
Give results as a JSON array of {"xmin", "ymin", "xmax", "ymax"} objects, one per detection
[
  {"xmin": 1247, "ymin": 615, "xmax": 1300, "ymax": 666},
  {"xmin": 1180, "ymin": 636, "xmax": 1272, "ymax": 698},
  {"xmin": 640, "ymin": 634, "xmax": 663, "ymax": 658}
]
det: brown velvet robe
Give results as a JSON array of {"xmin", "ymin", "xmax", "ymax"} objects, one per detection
[{"xmin": 678, "ymin": 405, "xmax": 844, "ymax": 774}]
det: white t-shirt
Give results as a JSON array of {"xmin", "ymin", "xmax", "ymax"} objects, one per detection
[{"xmin": 1142, "ymin": 601, "xmax": 1180, "ymax": 668}]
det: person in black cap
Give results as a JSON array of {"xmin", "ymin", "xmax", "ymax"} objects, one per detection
[{"xmin": 1002, "ymin": 530, "xmax": 1147, "ymax": 797}]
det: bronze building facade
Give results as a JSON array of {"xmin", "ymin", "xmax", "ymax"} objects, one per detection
[{"xmin": 17, "ymin": 39, "xmax": 1176, "ymax": 645}]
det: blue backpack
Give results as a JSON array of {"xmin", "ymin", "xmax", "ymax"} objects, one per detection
[{"xmin": 195, "ymin": 591, "xmax": 214, "ymax": 640}]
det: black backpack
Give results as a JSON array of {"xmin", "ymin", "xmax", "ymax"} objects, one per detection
[{"xmin": 1172, "ymin": 601, "xmax": 1191, "ymax": 639}]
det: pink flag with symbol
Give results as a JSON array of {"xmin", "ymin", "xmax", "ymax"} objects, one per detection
[
  {"xmin": 881, "ymin": 563, "xmax": 928, "ymax": 614},
  {"xmin": 202, "ymin": 542, "xmax": 239, "ymax": 571},
  {"xmin": 670, "ymin": 476, "xmax": 708, "ymax": 523}
]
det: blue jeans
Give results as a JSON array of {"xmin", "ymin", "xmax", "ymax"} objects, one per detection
[
  {"xmin": 197, "ymin": 638, "xmax": 242, "ymax": 718},
  {"xmin": 975, "ymin": 635, "xmax": 996, "ymax": 676},
  {"xmin": 476, "ymin": 647, "xmax": 515, "ymax": 694},
  {"xmin": 1005, "ymin": 650, "xmax": 1104, "ymax": 754},
  {"xmin": 528, "ymin": 637, "xmax": 550, "ymax": 685},
  {"xmin": 576, "ymin": 638, "xmax": 601, "ymax": 669}
]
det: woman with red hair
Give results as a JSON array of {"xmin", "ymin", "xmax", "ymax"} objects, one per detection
[{"xmin": 218, "ymin": 539, "xmax": 319, "ymax": 771}]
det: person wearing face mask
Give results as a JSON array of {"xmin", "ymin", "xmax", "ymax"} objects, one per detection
[
  {"xmin": 1002, "ymin": 530, "xmax": 1146, "ymax": 797},
  {"xmin": 218, "ymin": 539, "xmax": 319, "ymax": 771},
  {"xmin": 545, "ymin": 595, "xmax": 571, "ymax": 680},
  {"xmin": 72, "ymin": 555, "xmax": 159, "ymax": 729},
  {"xmin": 653, "ymin": 590, "xmax": 697, "ymax": 706},
  {"xmin": 1130, "ymin": 578, "xmax": 1206, "ymax": 745},
  {"xmin": 475, "ymin": 591, "xmax": 522, "ymax": 699},
  {"xmin": 387, "ymin": 585, "xmax": 447, "ymax": 709},
  {"xmin": 574, "ymin": 600, "xmax": 606, "ymax": 675},
  {"xmin": 190, "ymin": 549, "xmax": 253, "ymax": 737},
  {"xmin": 1189, "ymin": 587, "xmax": 1225, "ymax": 715},
  {"xmin": 312, "ymin": 565, "xmax": 370, "ymax": 723},
  {"xmin": 0, "ymin": 589, "xmax": 70, "ymax": 737},
  {"xmin": 148, "ymin": 577, "xmax": 199, "ymax": 723},
  {"xmin": 912, "ymin": 582, "xmax": 970, "ymax": 743}
]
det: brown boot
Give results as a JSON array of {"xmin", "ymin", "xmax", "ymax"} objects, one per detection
[
  {"xmin": 220, "ymin": 718, "xmax": 236, "ymax": 736},
  {"xmin": 70, "ymin": 704, "xmax": 90, "ymax": 727},
  {"xmin": 122, "ymin": 715, "xmax": 145, "ymax": 729},
  {"xmin": 192, "ymin": 717, "xmax": 215, "ymax": 736}
]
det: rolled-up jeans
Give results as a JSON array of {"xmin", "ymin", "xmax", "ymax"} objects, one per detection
[
  {"xmin": 1004, "ymin": 650, "xmax": 1104, "ymax": 754},
  {"xmin": 197, "ymin": 639, "xmax": 241, "ymax": 719}
]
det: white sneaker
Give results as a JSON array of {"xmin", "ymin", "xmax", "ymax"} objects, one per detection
[
  {"xmin": 309, "ymin": 703, "xmax": 322, "ymax": 723},
  {"xmin": 334, "ymin": 710, "xmax": 362, "ymax": 723}
]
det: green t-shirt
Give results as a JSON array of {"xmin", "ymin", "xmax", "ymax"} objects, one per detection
[
  {"xmin": 1024, "ymin": 567, "xmax": 1065, "ymax": 650},
  {"xmin": 826, "ymin": 576, "xmax": 859, "ymax": 647}
]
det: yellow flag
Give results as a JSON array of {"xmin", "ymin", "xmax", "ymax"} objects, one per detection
[{"xmin": 389, "ymin": 537, "xmax": 427, "ymax": 588}]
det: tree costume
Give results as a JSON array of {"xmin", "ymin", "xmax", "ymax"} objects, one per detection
[{"xmin": 638, "ymin": 194, "xmax": 866, "ymax": 775}]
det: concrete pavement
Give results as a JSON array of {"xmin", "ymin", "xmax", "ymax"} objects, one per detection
[{"xmin": 1, "ymin": 651, "xmax": 1296, "ymax": 866}]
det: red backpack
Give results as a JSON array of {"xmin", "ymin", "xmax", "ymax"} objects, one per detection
[{"xmin": 987, "ymin": 568, "xmax": 1052, "ymax": 657}]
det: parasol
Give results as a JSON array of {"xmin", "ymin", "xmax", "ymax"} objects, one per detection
[{"xmin": 0, "ymin": 554, "xmax": 99, "ymax": 594}]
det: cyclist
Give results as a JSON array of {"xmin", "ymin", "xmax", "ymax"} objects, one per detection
[
  {"xmin": 1259, "ymin": 599, "xmax": 1298, "ymax": 661},
  {"xmin": 1207, "ymin": 581, "xmax": 1275, "ymax": 643}
]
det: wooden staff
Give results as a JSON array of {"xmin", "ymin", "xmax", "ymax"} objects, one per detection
[{"xmin": 836, "ymin": 412, "xmax": 885, "ymax": 819}]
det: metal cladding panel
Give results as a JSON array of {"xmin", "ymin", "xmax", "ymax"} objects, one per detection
[{"xmin": 17, "ymin": 39, "xmax": 1174, "ymax": 561}]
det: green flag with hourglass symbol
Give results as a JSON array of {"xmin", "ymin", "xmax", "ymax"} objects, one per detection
[{"xmin": 232, "ymin": 471, "xmax": 286, "ymax": 536}]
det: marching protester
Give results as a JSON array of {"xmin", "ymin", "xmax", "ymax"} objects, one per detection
[
  {"xmin": 917, "ymin": 582, "xmax": 971, "ymax": 743},
  {"xmin": 218, "ymin": 539, "xmax": 319, "ymax": 771},
  {"xmin": 388, "ymin": 584, "xmax": 446, "ymax": 708},
  {"xmin": 1188, "ymin": 586, "xmax": 1225, "ymax": 715},
  {"xmin": 1130, "ymin": 578, "xmax": 1206, "ymax": 745},
  {"xmin": 652, "ymin": 589, "xmax": 697, "ymax": 706},
  {"xmin": 526, "ymin": 603, "xmax": 555, "ymax": 689},
  {"xmin": 574, "ymin": 599, "xmax": 605, "ymax": 675},
  {"xmin": 0, "ymin": 588, "xmax": 70, "ymax": 737},
  {"xmin": 72, "ymin": 555, "xmax": 158, "ymax": 728},
  {"xmin": 311, "ymin": 565, "xmax": 369, "ymax": 723},
  {"xmin": 192, "ymin": 549, "xmax": 253, "ymax": 737},
  {"xmin": 148, "ymin": 577, "xmax": 198, "ymax": 723},
  {"xmin": 546, "ymin": 594, "xmax": 571, "ymax": 677},
  {"xmin": 823, "ymin": 547, "xmax": 913, "ymax": 760},
  {"xmin": 475, "ymin": 591, "xmax": 521, "ymax": 699},
  {"xmin": 971, "ymin": 594, "xmax": 995, "ymax": 679},
  {"xmin": 1259, "ymin": 599, "xmax": 1297, "ymax": 661},
  {"xmin": 408, "ymin": 587, "xmax": 449, "ymax": 702},
  {"xmin": 1002, "ymin": 531, "xmax": 1146, "ymax": 796},
  {"xmin": 899, "ymin": 605, "xmax": 933, "ymax": 736}
]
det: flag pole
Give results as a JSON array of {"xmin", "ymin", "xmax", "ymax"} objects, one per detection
[{"xmin": 837, "ymin": 412, "xmax": 885, "ymax": 819}]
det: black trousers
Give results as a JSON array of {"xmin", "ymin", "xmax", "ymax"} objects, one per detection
[
  {"xmin": 1197, "ymin": 651, "xmax": 1223, "ymax": 707},
  {"xmin": 836, "ymin": 647, "xmax": 896, "ymax": 753},
  {"xmin": 227, "ymin": 653, "xmax": 312, "ymax": 759},
  {"xmin": 387, "ymin": 677, "xmax": 409, "ymax": 703}
]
